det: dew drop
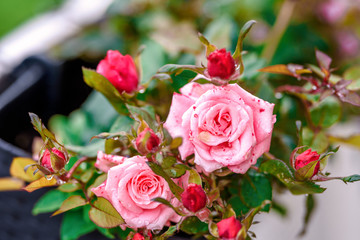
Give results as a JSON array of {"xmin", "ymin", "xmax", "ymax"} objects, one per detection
[{"xmin": 194, "ymin": 114, "xmax": 198, "ymax": 118}]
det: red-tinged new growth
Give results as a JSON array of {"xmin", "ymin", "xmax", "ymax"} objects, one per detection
[
  {"xmin": 207, "ymin": 49, "xmax": 236, "ymax": 79},
  {"xmin": 135, "ymin": 128, "xmax": 161, "ymax": 155},
  {"xmin": 295, "ymin": 149, "xmax": 320, "ymax": 177},
  {"xmin": 181, "ymin": 183, "xmax": 207, "ymax": 212},
  {"xmin": 40, "ymin": 148, "xmax": 66, "ymax": 173},
  {"xmin": 96, "ymin": 50, "xmax": 139, "ymax": 93},
  {"xmin": 217, "ymin": 216, "xmax": 242, "ymax": 240}
]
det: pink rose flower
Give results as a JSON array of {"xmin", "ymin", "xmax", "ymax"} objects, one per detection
[
  {"xmin": 217, "ymin": 216, "xmax": 242, "ymax": 240},
  {"xmin": 96, "ymin": 50, "xmax": 139, "ymax": 93},
  {"xmin": 92, "ymin": 156, "xmax": 181, "ymax": 230},
  {"xmin": 207, "ymin": 49, "xmax": 236, "ymax": 79},
  {"xmin": 132, "ymin": 233, "xmax": 144, "ymax": 240},
  {"xmin": 295, "ymin": 149, "xmax": 320, "ymax": 177},
  {"xmin": 181, "ymin": 183, "xmax": 207, "ymax": 212},
  {"xmin": 164, "ymin": 82, "xmax": 276, "ymax": 173},
  {"xmin": 94, "ymin": 151, "xmax": 126, "ymax": 173},
  {"xmin": 40, "ymin": 148, "xmax": 66, "ymax": 173}
]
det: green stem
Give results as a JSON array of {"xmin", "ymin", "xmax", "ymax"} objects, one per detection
[{"xmin": 261, "ymin": 0, "xmax": 298, "ymax": 63}]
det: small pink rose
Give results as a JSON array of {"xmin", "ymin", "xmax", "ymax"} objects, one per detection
[
  {"xmin": 164, "ymin": 82, "xmax": 276, "ymax": 174},
  {"xmin": 207, "ymin": 49, "xmax": 236, "ymax": 79},
  {"xmin": 135, "ymin": 128, "xmax": 161, "ymax": 155},
  {"xmin": 94, "ymin": 151, "xmax": 126, "ymax": 173},
  {"xmin": 92, "ymin": 155, "xmax": 182, "ymax": 230},
  {"xmin": 181, "ymin": 183, "xmax": 207, "ymax": 212},
  {"xmin": 97, "ymin": 50, "xmax": 139, "ymax": 93},
  {"xmin": 132, "ymin": 233, "xmax": 144, "ymax": 240},
  {"xmin": 40, "ymin": 148, "xmax": 66, "ymax": 173},
  {"xmin": 217, "ymin": 216, "xmax": 242, "ymax": 240},
  {"xmin": 295, "ymin": 149, "xmax": 320, "ymax": 177}
]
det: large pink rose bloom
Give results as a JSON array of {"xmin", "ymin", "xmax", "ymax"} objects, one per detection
[
  {"xmin": 92, "ymin": 156, "xmax": 181, "ymax": 230},
  {"xmin": 165, "ymin": 83, "xmax": 276, "ymax": 173}
]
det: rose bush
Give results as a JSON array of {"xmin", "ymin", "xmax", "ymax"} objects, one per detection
[
  {"xmin": 96, "ymin": 50, "xmax": 139, "ymax": 93},
  {"xmin": 165, "ymin": 82, "xmax": 276, "ymax": 173},
  {"xmin": 92, "ymin": 155, "xmax": 181, "ymax": 230}
]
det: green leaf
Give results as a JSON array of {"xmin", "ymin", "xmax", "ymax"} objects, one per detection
[
  {"xmin": 233, "ymin": 20, "xmax": 256, "ymax": 74},
  {"xmin": 61, "ymin": 209, "xmax": 96, "ymax": 240},
  {"xmin": 259, "ymin": 159, "xmax": 326, "ymax": 195},
  {"xmin": 58, "ymin": 182, "xmax": 82, "ymax": 193},
  {"xmin": 302, "ymin": 127, "xmax": 328, "ymax": 153},
  {"xmin": 228, "ymin": 195, "xmax": 249, "ymax": 216},
  {"xmin": 180, "ymin": 216, "xmax": 208, "ymax": 235},
  {"xmin": 53, "ymin": 195, "xmax": 87, "ymax": 216},
  {"xmin": 126, "ymin": 104, "xmax": 157, "ymax": 131},
  {"xmin": 342, "ymin": 174, "xmax": 360, "ymax": 183},
  {"xmin": 146, "ymin": 162, "xmax": 184, "ymax": 199},
  {"xmin": 110, "ymin": 115, "xmax": 134, "ymax": 133},
  {"xmin": 82, "ymin": 68, "xmax": 127, "ymax": 115},
  {"xmin": 188, "ymin": 169, "xmax": 202, "ymax": 185},
  {"xmin": 152, "ymin": 197, "xmax": 185, "ymax": 216},
  {"xmin": 310, "ymin": 96, "xmax": 341, "ymax": 128},
  {"xmin": 343, "ymin": 65, "xmax": 360, "ymax": 90},
  {"xmin": 157, "ymin": 64, "xmax": 205, "ymax": 76},
  {"xmin": 32, "ymin": 190, "xmax": 70, "ymax": 215},
  {"xmin": 197, "ymin": 33, "xmax": 217, "ymax": 57},
  {"xmin": 89, "ymin": 197, "xmax": 124, "ymax": 228},
  {"xmin": 170, "ymin": 137, "xmax": 183, "ymax": 149},
  {"xmin": 66, "ymin": 139, "xmax": 105, "ymax": 157},
  {"xmin": 158, "ymin": 226, "xmax": 177, "ymax": 240},
  {"xmin": 240, "ymin": 172, "xmax": 272, "ymax": 212}
]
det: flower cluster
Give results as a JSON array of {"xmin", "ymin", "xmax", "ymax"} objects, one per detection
[{"xmin": 3, "ymin": 20, "xmax": 360, "ymax": 240}]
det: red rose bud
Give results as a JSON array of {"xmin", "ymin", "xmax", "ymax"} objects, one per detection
[
  {"xmin": 181, "ymin": 183, "xmax": 207, "ymax": 212},
  {"xmin": 295, "ymin": 149, "xmax": 320, "ymax": 177},
  {"xmin": 40, "ymin": 148, "xmax": 66, "ymax": 173},
  {"xmin": 96, "ymin": 50, "xmax": 139, "ymax": 93},
  {"xmin": 133, "ymin": 233, "xmax": 144, "ymax": 240},
  {"xmin": 217, "ymin": 216, "xmax": 242, "ymax": 240},
  {"xmin": 135, "ymin": 128, "xmax": 160, "ymax": 155},
  {"xmin": 207, "ymin": 49, "xmax": 236, "ymax": 79}
]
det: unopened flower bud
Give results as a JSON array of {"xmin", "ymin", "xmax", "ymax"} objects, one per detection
[
  {"xmin": 133, "ymin": 233, "xmax": 144, "ymax": 240},
  {"xmin": 207, "ymin": 49, "xmax": 236, "ymax": 79},
  {"xmin": 295, "ymin": 149, "xmax": 320, "ymax": 178},
  {"xmin": 96, "ymin": 50, "xmax": 139, "ymax": 93},
  {"xmin": 217, "ymin": 216, "xmax": 242, "ymax": 240},
  {"xmin": 135, "ymin": 128, "xmax": 160, "ymax": 155},
  {"xmin": 181, "ymin": 183, "xmax": 207, "ymax": 212},
  {"xmin": 40, "ymin": 148, "xmax": 66, "ymax": 173}
]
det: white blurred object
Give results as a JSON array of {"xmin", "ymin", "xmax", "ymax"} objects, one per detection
[{"xmin": 0, "ymin": 0, "xmax": 113, "ymax": 78}]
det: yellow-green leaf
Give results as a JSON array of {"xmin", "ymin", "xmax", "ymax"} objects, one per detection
[
  {"xmin": 24, "ymin": 176, "xmax": 57, "ymax": 192},
  {"xmin": 89, "ymin": 197, "xmax": 124, "ymax": 228},
  {"xmin": 328, "ymin": 135, "xmax": 360, "ymax": 149},
  {"xmin": 0, "ymin": 177, "xmax": 24, "ymax": 191},
  {"xmin": 52, "ymin": 195, "xmax": 87, "ymax": 216},
  {"xmin": 10, "ymin": 157, "xmax": 42, "ymax": 182}
]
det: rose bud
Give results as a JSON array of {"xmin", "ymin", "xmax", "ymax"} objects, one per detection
[
  {"xmin": 135, "ymin": 128, "xmax": 160, "ymax": 155},
  {"xmin": 295, "ymin": 149, "xmax": 320, "ymax": 178},
  {"xmin": 40, "ymin": 148, "xmax": 66, "ymax": 173},
  {"xmin": 96, "ymin": 50, "xmax": 139, "ymax": 93},
  {"xmin": 207, "ymin": 49, "xmax": 236, "ymax": 79},
  {"xmin": 181, "ymin": 183, "xmax": 207, "ymax": 212},
  {"xmin": 133, "ymin": 233, "xmax": 144, "ymax": 240},
  {"xmin": 217, "ymin": 216, "xmax": 242, "ymax": 240}
]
